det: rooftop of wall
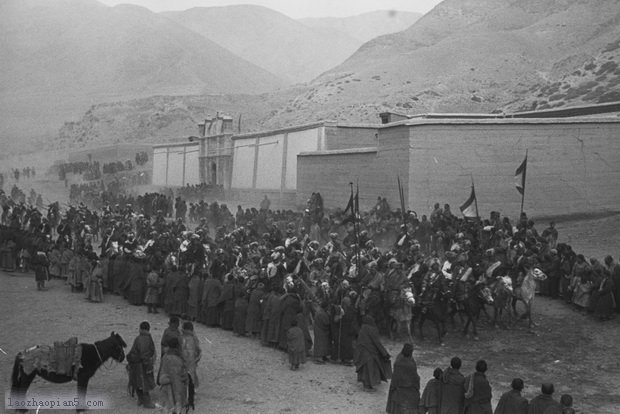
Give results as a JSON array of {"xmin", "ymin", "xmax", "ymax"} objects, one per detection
[
  {"xmin": 381, "ymin": 101, "xmax": 620, "ymax": 127},
  {"xmin": 153, "ymin": 141, "xmax": 199, "ymax": 149},
  {"xmin": 232, "ymin": 121, "xmax": 329, "ymax": 140},
  {"xmin": 380, "ymin": 115, "xmax": 620, "ymax": 129},
  {"xmin": 298, "ymin": 147, "xmax": 377, "ymax": 157}
]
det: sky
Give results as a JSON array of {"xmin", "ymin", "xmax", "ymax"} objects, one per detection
[{"xmin": 97, "ymin": 0, "xmax": 444, "ymax": 18}]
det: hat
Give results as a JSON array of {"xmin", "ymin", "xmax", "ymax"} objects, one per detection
[{"xmin": 329, "ymin": 232, "xmax": 339, "ymax": 239}]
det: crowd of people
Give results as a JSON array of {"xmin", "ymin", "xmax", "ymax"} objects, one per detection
[
  {"xmin": 386, "ymin": 349, "xmax": 577, "ymax": 414},
  {"xmin": 175, "ymin": 183, "xmax": 225, "ymax": 202},
  {"xmin": 1, "ymin": 187, "xmax": 618, "ymax": 413}
]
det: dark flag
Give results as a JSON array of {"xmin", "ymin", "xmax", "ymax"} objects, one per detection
[
  {"xmin": 343, "ymin": 192, "xmax": 353, "ymax": 215},
  {"xmin": 515, "ymin": 154, "xmax": 527, "ymax": 195},
  {"xmin": 460, "ymin": 185, "xmax": 478, "ymax": 218}
]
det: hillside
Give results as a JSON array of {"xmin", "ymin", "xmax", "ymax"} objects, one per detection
[
  {"xmin": 299, "ymin": 10, "xmax": 422, "ymax": 44},
  {"xmin": 263, "ymin": 0, "xmax": 620, "ymax": 126},
  {"xmin": 17, "ymin": 0, "xmax": 620, "ymax": 153},
  {"xmin": 162, "ymin": 5, "xmax": 360, "ymax": 84},
  {"xmin": 0, "ymin": 0, "xmax": 284, "ymax": 153},
  {"xmin": 49, "ymin": 90, "xmax": 302, "ymax": 152}
]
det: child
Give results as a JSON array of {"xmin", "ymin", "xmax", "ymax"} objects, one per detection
[
  {"xmin": 158, "ymin": 337, "xmax": 188, "ymax": 414},
  {"xmin": 286, "ymin": 319, "xmax": 306, "ymax": 370}
]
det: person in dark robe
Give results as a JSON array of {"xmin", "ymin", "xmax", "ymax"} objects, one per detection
[
  {"xmin": 187, "ymin": 271, "xmax": 203, "ymax": 321},
  {"xmin": 527, "ymin": 383, "xmax": 560, "ymax": 414},
  {"xmin": 233, "ymin": 291, "xmax": 249, "ymax": 336},
  {"xmin": 296, "ymin": 309, "xmax": 313, "ymax": 356},
  {"xmin": 593, "ymin": 262, "xmax": 616, "ymax": 320},
  {"xmin": 200, "ymin": 273, "xmax": 222, "ymax": 326},
  {"xmin": 287, "ymin": 319, "xmax": 306, "ymax": 370},
  {"xmin": 32, "ymin": 251, "xmax": 49, "ymax": 291},
  {"xmin": 125, "ymin": 256, "xmax": 147, "ymax": 306},
  {"xmin": 126, "ymin": 321, "xmax": 156, "ymax": 408},
  {"xmin": 542, "ymin": 394, "xmax": 574, "ymax": 414},
  {"xmin": 441, "ymin": 356, "xmax": 465, "ymax": 414},
  {"xmin": 112, "ymin": 251, "xmax": 128, "ymax": 295},
  {"xmin": 330, "ymin": 296, "xmax": 358, "ymax": 365},
  {"xmin": 463, "ymin": 360, "xmax": 492, "ymax": 414},
  {"xmin": 157, "ymin": 337, "xmax": 188, "ymax": 414},
  {"xmin": 355, "ymin": 315, "xmax": 391, "ymax": 392},
  {"xmin": 218, "ymin": 273, "xmax": 237, "ymax": 330},
  {"xmin": 313, "ymin": 301, "xmax": 332, "ymax": 364},
  {"xmin": 170, "ymin": 268, "xmax": 189, "ymax": 318},
  {"xmin": 246, "ymin": 282, "xmax": 265, "ymax": 337},
  {"xmin": 277, "ymin": 288, "xmax": 303, "ymax": 350},
  {"xmin": 608, "ymin": 255, "xmax": 620, "ymax": 314},
  {"xmin": 262, "ymin": 287, "xmax": 281, "ymax": 346},
  {"xmin": 494, "ymin": 378, "xmax": 529, "ymax": 414},
  {"xmin": 386, "ymin": 343, "xmax": 420, "ymax": 414},
  {"xmin": 160, "ymin": 316, "xmax": 181, "ymax": 357},
  {"xmin": 420, "ymin": 368, "xmax": 443, "ymax": 414}
]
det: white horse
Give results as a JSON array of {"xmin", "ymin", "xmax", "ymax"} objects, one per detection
[{"xmin": 512, "ymin": 268, "xmax": 547, "ymax": 328}]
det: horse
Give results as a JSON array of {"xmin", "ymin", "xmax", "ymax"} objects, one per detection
[
  {"xmin": 414, "ymin": 286, "xmax": 451, "ymax": 345},
  {"xmin": 386, "ymin": 286, "xmax": 416, "ymax": 343},
  {"xmin": 512, "ymin": 268, "xmax": 547, "ymax": 328},
  {"xmin": 450, "ymin": 280, "xmax": 494, "ymax": 340},
  {"xmin": 491, "ymin": 275, "xmax": 514, "ymax": 328},
  {"xmin": 11, "ymin": 332, "xmax": 126, "ymax": 412}
]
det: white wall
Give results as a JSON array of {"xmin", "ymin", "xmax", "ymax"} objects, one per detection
[
  {"xmin": 255, "ymin": 135, "xmax": 283, "ymax": 189},
  {"xmin": 231, "ymin": 139, "xmax": 256, "ymax": 189},
  {"xmin": 285, "ymin": 128, "xmax": 320, "ymax": 189}
]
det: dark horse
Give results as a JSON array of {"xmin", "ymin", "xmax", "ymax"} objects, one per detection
[
  {"xmin": 450, "ymin": 281, "xmax": 494, "ymax": 340},
  {"xmin": 11, "ymin": 332, "xmax": 126, "ymax": 412},
  {"xmin": 414, "ymin": 287, "xmax": 451, "ymax": 345}
]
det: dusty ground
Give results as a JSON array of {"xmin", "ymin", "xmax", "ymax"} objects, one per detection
[
  {"xmin": 0, "ymin": 265, "xmax": 619, "ymax": 414},
  {"xmin": 1, "ymin": 174, "xmax": 620, "ymax": 413}
]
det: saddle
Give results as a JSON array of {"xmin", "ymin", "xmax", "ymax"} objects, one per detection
[{"xmin": 21, "ymin": 337, "xmax": 82, "ymax": 380}]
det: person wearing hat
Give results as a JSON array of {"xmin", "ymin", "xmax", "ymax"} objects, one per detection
[{"xmin": 386, "ymin": 343, "xmax": 420, "ymax": 413}]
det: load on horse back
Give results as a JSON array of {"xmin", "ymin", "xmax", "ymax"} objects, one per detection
[{"xmin": 11, "ymin": 332, "xmax": 126, "ymax": 412}]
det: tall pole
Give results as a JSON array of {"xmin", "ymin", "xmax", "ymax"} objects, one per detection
[{"xmin": 520, "ymin": 149, "xmax": 528, "ymax": 216}]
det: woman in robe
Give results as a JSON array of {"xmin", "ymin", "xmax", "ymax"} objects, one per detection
[
  {"xmin": 354, "ymin": 315, "xmax": 391, "ymax": 392},
  {"xmin": 386, "ymin": 343, "xmax": 420, "ymax": 414}
]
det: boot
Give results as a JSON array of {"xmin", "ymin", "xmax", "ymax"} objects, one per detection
[{"xmin": 141, "ymin": 392, "xmax": 156, "ymax": 409}]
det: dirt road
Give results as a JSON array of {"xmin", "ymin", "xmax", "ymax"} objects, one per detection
[{"xmin": 1, "ymin": 269, "xmax": 619, "ymax": 414}]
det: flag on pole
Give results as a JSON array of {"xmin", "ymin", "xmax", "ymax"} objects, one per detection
[
  {"xmin": 343, "ymin": 191, "xmax": 353, "ymax": 215},
  {"xmin": 460, "ymin": 185, "xmax": 478, "ymax": 218},
  {"xmin": 397, "ymin": 176, "xmax": 406, "ymax": 222},
  {"xmin": 515, "ymin": 154, "xmax": 527, "ymax": 195}
]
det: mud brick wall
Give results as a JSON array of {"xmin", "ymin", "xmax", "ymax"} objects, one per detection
[
  {"xmin": 324, "ymin": 126, "xmax": 378, "ymax": 150},
  {"xmin": 297, "ymin": 122, "xmax": 410, "ymax": 211},
  {"xmin": 297, "ymin": 119, "xmax": 620, "ymax": 219},
  {"xmin": 405, "ymin": 120, "xmax": 620, "ymax": 219}
]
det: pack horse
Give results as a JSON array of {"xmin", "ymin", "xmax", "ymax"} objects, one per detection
[{"xmin": 10, "ymin": 332, "xmax": 126, "ymax": 412}]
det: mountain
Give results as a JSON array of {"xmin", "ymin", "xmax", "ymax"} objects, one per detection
[
  {"xmin": 0, "ymin": 0, "xmax": 284, "ymax": 153},
  {"xmin": 299, "ymin": 10, "xmax": 422, "ymax": 44},
  {"xmin": 162, "ymin": 5, "xmax": 360, "ymax": 84},
  {"xmin": 264, "ymin": 0, "xmax": 620, "ymax": 127}
]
